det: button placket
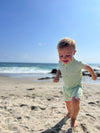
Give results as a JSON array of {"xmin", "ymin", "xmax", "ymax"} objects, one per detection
[{"xmin": 66, "ymin": 66, "xmax": 68, "ymax": 77}]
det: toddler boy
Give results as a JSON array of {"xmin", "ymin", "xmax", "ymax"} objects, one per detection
[{"xmin": 53, "ymin": 38, "xmax": 97, "ymax": 128}]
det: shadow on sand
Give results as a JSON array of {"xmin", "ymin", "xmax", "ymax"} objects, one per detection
[{"xmin": 42, "ymin": 117, "xmax": 73, "ymax": 133}]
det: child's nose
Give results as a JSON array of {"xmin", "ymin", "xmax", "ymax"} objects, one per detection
[{"xmin": 63, "ymin": 56, "xmax": 66, "ymax": 59}]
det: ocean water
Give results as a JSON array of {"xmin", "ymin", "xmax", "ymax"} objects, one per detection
[
  {"xmin": 0, "ymin": 62, "xmax": 100, "ymax": 83},
  {"xmin": 0, "ymin": 62, "xmax": 57, "ymax": 74},
  {"xmin": 0, "ymin": 62, "xmax": 58, "ymax": 79}
]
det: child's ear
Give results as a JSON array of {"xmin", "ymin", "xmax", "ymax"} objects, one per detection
[{"xmin": 73, "ymin": 50, "xmax": 77, "ymax": 55}]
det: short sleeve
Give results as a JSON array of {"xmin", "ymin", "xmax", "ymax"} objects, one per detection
[{"xmin": 78, "ymin": 61, "xmax": 87, "ymax": 69}]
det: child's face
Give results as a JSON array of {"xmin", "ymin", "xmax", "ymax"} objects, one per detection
[{"xmin": 58, "ymin": 47, "xmax": 76, "ymax": 64}]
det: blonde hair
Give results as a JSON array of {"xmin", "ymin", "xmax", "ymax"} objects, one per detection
[{"xmin": 57, "ymin": 38, "xmax": 76, "ymax": 50}]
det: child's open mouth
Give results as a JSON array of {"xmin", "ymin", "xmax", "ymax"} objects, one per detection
[{"xmin": 63, "ymin": 60, "xmax": 69, "ymax": 63}]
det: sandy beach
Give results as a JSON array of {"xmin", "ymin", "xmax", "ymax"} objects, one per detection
[{"xmin": 0, "ymin": 76, "xmax": 100, "ymax": 133}]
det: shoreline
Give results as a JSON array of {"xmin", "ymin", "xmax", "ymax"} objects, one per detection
[
  {"xmin": 0, "ymin": 76, "xmax": 100, "ymax": 132},
  {"xmin": 0, "ymin": 73, "xmax": 100, "ymax": 84}
]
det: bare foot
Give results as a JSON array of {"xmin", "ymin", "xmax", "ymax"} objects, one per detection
[
  {"xmin": 71, "ymin": 118, "xmax": 78, "ymax": 128},
  {"xmin": 64, "ymin": 112, "xmax": 72, "ymax": 118}
]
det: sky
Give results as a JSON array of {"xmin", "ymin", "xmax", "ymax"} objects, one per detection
[{"xmin": 0, "ymin": 0, "xmax": 100, "ymax": 64}]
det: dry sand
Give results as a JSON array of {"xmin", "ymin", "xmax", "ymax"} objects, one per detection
[{"xmin": 0, "ymin": 76, "xmax": 100, "ymax": 133}]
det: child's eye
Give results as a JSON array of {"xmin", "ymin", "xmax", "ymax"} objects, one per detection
[
  {"xmin": 60, "ymin": 56, "xmax": 63, "ymax": 58},
  {"xmin": 66, "ymin": 55, "xmax": 70, "ymax": 57}
]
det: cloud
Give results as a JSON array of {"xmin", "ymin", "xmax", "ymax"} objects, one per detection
[{"xmin": 38, "ymin": 42, "xmax": 46, "ymax": 47}]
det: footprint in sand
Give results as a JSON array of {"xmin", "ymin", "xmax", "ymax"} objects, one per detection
[
  {"xmin": 27, "ymin": 88, "xmax": 35, "ymax": 91},
  {"xmin": 88, "ymin": 102, "xmax": 96, "ymax": 105},
  {"xmin": 31, "ymin": 106, "xmax": 40, "ymax": 111},
  {"xmin": 47, "ymin": 98, "xmax": 51, "ymax": 101},
  {"xmin": 20, "ymin": 104, "xmax": 28, "ymax": 107},
  {"xmin": 17, "ymin": 116, "xmax": 22, "ymax": 120},
  {"xmin": 47, "ymin": 97, "xmax": 54, "ymax": 101},
  {"xmin": 96, "ymin": 101, "xmax": 100, "ymax": 106},
  {"xmin": 1, "ymin": 96, "xmax": 8, "ymax": 99},
  {"xmin": 80, "ymin": 123, "xmax": 89, "ymax": 133},
  {"xmin": 31, "ymin": 106, "xmax": 46, "ymax": 111},
  {"xmin": 86, "ymin": 114, "xmax": 96, "ymax": 120}
]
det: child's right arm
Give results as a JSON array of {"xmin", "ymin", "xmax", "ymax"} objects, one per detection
[{"xmin": 53, "ymin": 69, "xmax": 61, "ymax": 82}]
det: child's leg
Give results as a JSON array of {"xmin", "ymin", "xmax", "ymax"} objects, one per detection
[
  {"xmin": 65, "ymin": 101, "xmax": 72, "ymax": 117},
  {"xmin": 71, "ymin": 97, "xmax": 80, "ymax": 127}
]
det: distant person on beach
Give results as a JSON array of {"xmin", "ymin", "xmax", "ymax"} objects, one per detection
[{"xmin": 53, "ymin": 37, "xmax": 97, "ymax": 128}]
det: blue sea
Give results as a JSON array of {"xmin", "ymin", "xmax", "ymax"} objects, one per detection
[
  {"xmin": 0, "ymin": 62, "xmax": 58, "ymax": 79},
  {"xmin": 0, "ymin": 62, "xmax": 100, "ymax": 83}
]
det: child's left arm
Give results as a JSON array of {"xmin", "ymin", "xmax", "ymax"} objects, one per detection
[{"xmin": 85, "ymin": 65, "xmax": 97, "ymax": 80}]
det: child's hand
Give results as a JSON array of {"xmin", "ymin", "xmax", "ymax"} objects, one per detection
[
  {"xmin": 53, "ymin": 77, "xmax": 59, "ymax": 82},
  {"xmin": 92, "ymin": 74, "xmax": 97, "ymax": 80}
]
